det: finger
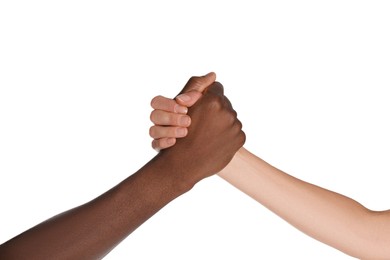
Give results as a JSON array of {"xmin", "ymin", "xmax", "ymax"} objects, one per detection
[
  {"xmin": 152, "ymin": 138, "xmax": 176, "ymax": 151},
  {"xmin": 150, "ymin": 110, "xmax": 191, "ymax": 127},
  {"xmin": 175, "ymin": 91, "xmax": 203, "ymax": 107},
  {"xmin": 178, "ymin": 72, "xmax": 216, "ymax": 95},
  {"xmin": 205, "ymin": 81, "xmax": 224, "ymax": 96},
  {"xmin": 149, "ymin": 126, "xmax": 188, "ymax": 139},
  {"xmin": 151, "ymin": 95, "xmax": 188, "ymax": 114}
]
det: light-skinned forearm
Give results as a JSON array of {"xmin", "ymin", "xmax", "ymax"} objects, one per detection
[{"xmin": 218, "ymin": 147, "xmax": 390, "ymax": 259}]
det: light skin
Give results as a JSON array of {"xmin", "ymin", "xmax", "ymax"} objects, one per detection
[
  {"xmin": 150, "ymin": 73, "xmax": 390, "ymax": 259},
  {"xmin": 0, "ymin": 76, "xmax": 245, "ymax": 260}
]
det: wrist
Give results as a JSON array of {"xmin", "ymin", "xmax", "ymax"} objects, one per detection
[{"xmin": 150, "ymin": 151, "xmax": 199, "ymax": 194}]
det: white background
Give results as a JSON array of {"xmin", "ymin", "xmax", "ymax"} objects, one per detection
[{"xmin": 1, "ymin": 1, "xmax": 389, "ymax": 259}]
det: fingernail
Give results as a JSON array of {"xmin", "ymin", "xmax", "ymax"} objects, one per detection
[
  {"xmin": 174, "ymin": 104, "xmax": 188, "ymax": 114},
  {"xmin": 179, "ymin": 116, "xmax": 191, "ymax": 126},
  {"xmin": 176, "ymin": 94, "xmax": 191, "ymax": 103},
  {"xmin": 176, "ymin": 128, "xmax": 187, "ymax": 137}
]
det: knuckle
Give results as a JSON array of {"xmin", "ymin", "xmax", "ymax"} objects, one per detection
[
  {"xmin": 239, "ymin": 131, "xmax": 246, "ymax": 146},
  {"xmin": 227, "ymin": 111, "xmax": 237, "ymax": 125},
  {"xmin": 208, "ymin": 81, "xmax": 224, "ymax": 95},
  {"xmin": 174, "ymin": 114, "xmax": 181, "ymax": 125},
  {"xmin": 150, "ymin": 110, "xmax": 170, "ymax": 125},
  {"xmin": 171, "ymin": 114, "xmax": 180, "ymax": 126},
  {"xmin": 150, "ymin": 110, "xmax": 157, "ymax": 122},
  {"xmin": 231, "ymin": 121, "xmax": 241, "ymax": 134},
  {"xmin": 235, "ymin": 119, "xmax": 243, "ymax": 130},
  {"xmin": 149, "ymin": 126, "xmax": 155, "ymax": 137},
  {"xmin": 231, "ymin": 109, "xmax": 237, "ymax": 118},
  {"xmin": 207, "ymin": 94, "xmax": 224, "ymax": 110},
  {"xmin": 170, "ymin": 127, "xmax": 177, "ymax": 137},
  {"xmin": 156, "ymin": 139, "xmax": 165, "ymax": 149},
  {"xmin": 162, "ymin": 113, "xmax": 171, "ymax": 125},
  {"xmin": 230, "ymin": 120, "xmax": 243, "ymax": 140},
  {"xmin": 150, "ymin": 110, "xmax": 164, "ymax": 123},
  {"xmin": 223, "ymin": 113, "xmax": 234, "ymax": 126},
  {"xmin": 150, "ymin": 95, "xmax": 162, "ymax": 108},
  {"xmin": 150, "ymin": 126, "xmax": 165, "ymax": 138},
  {"xmin": 166, "ymin": 99, "xmax": 176, "ymax": 112},
  {"xmin": 233, "ymin": 119, "xmax": 245, "ymax": 146},
  {"xmin": 161, "ymin": 138, "xmax": 172, "ymax": 149},
  {"xmin": 152, "ymin": 140, "xmax": 159, "ymax": 151}
]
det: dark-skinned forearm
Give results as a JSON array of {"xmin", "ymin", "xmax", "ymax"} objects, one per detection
[
  {"xmin": 0, "ymin": 153, "xmax": 192, "ymax": 260},
  {"xmin": 0, "ymin": 79, "xmax": 244, "ymax": 260}
]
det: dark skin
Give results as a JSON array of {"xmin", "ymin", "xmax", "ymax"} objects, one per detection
[{"xmin": 0, "ymin": 76, "xmax": 245, "ymax": 260}]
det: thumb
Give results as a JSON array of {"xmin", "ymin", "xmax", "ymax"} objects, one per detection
[
  {"xmin": 175, "ymin": 91, "xmax": 203, "ymax": 107},
  {"xmin": 178, "ymin": 72, "xmax": 216, "ymax": 95}
]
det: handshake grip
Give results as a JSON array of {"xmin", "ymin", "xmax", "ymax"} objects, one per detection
[{"xmin": 160, "ymin": 81, "xmax": 245, "ymax": 187}]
